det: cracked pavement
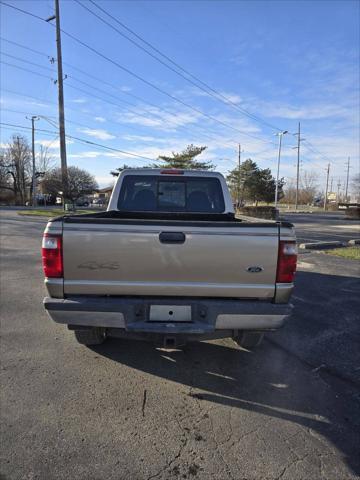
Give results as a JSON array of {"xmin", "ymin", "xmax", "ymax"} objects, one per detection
[{"xmin": 1, "ymin": 209, "xmax": 359, "ymax": 479}]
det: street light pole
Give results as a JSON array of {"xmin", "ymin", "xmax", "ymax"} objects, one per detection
[
  {"xmin": 337, "ymin": 179, "xmax": 342, "ymax": 204},
  {"xmin": 237, "ymin": 143, "xmax": 242, "ymax": 208},
  {"xmin": 295, "ymin": 122, "xmax": 301, "ymax": 210},
  {"xmin": 345, "ymin": 157, "xmax": 350, "ymax": 202},
  {"xmin": 27, "ymin": 115, "xmax": 39, "ymax": 206},
  {"xmin": 324, "ymin": 163, "xmax": 330, "ymax": 211},
  {"xmin": 274, "ymin": 131, "xmax": 288, "ymax": 209}
]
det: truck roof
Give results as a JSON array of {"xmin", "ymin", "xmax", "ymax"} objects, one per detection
[{"xmin": 119, "ymin": 168, "xmax": 225, "ymax": 178}]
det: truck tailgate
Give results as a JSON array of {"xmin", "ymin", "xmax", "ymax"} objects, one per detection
[{"xmin": 62, "ymin": 221, "xmax": 279, "ymax": 298}]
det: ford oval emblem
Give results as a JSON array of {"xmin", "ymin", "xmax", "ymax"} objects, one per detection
[{"xmin": 247, "ymin": 266, "xmax": 263, "ymax": 273}]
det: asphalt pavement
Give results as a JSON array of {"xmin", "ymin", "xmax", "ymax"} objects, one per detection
[
  {"xmin": 282, "ymin": 211, "xmax": 360, "ymax": 245},
  {"xmin": 1, "ymin": 209, "xmax": 360, "ymax": 480}
]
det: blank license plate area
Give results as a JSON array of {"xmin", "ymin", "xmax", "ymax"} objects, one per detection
[{"xmin": 149, "ymin": 305, "xmax": 192, "ymax": 322}]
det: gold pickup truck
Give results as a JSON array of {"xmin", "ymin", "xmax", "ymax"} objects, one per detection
[{"xmin": 42, "ymin": 169, "xmax": 297, "ymax": 349}]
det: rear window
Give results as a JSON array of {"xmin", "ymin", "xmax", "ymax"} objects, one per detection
[{"xmin": 117, "ymin": 175, "xmax": 225, "ymax": 213}]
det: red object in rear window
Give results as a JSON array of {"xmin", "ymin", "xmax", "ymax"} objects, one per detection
[
  {"xmin": 276, "ymin": 241, "xmax": 297, "ymax": 283},
  {"xmin": 160, "ymin": 169, "xmax": 184, "ymax": 175},
  {"xmin": 42, "ymin": 234, "xmax": 63, "ymax": 278}
]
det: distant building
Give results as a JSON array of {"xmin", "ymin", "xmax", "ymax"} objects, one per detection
[{"xmin": 92, "ymin": 185, "xmax": 114, "ymax": 205}]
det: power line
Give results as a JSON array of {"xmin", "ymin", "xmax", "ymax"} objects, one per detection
[
  {"xmin": 2, "ymin": 0, "xmax": 352, "ymax": 169},
  {"xmin": 3, "ymin": 108, "xmax": 282, "ymax": 172},
  {"xmin": 1, "ymin": 60, "xmax": 53, "ymax": 81},
  {"xmin": 302, "ymin": 139, "xmax": 342, "ymax": 166},
  {"xmin": 0, "ymin": 1, "xmax": 46, "ymax": 22},
  {"xmin": 0, "ymin": 121, "xmax": 155, "ymax": 162},
  {"xmin": 1, "ymin": 47, "xmax": 211, "ymax": 136},
  {"xmin": 3, "ymin": 37, "xmax": 224, "ymax": 129},
  {"xmin": 3, "ymin": 36, "xmax": 262, "ymax": 146},
  {"xmin": 59, "ymin": 27, "xmax": 274, "ymax": 144},
  {"xmin": 1, "ymin": 52, "xmax": 56, "ymax": 72},
  {"xmin": 1, "ymin": 94, "xmax": 200, "ymax": 145},
  {"xmin": 0, "ymin": 1, "xmax": 275, "ymax": 146},
  {"xmin": 0, "ymin": 53, "xmax": 258, "ymax": 149},
  {"xmin": 2, "ymin": 89, "xmax": 226, "ymax": 145},
  {"xmin": 82, "ymin": 0, "xmax": 282, "ymax": 131},
  {"xmin": 2, "ymin": 51, "xmax": 209, "ymax": 134},
  {"xmin": 4, "ymin": 1, "xmax": 342, "ymax": 170},
  {"xmin": 1, "ymin": 62, "xmax": 239, "ymax": 149},
  {"xmin": 300, "ymin": 142, "xmax": 332, "ymax": 170},
  {"xmin": 0, "ymin": 37, "xmax": 53, "ymax": 58}
]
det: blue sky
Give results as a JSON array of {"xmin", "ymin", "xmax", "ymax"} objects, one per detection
[{"xmin": 1, "ymin": 0, "xmax": 359, "ymax": 191}]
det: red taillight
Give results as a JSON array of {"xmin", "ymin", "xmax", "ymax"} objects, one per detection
[
  {"xmin": 42, "ymin": 234, "xmax": 63, "ymax": 278},
  {"xmin": 160, "ymin": 169, "xmax": 184, "ymax": 175},
  {"xmin": 276, "ymin": 241, "xmax": 297, "ymax": 283}
]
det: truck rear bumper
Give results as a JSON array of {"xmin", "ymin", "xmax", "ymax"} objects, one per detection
[{"xmin": 44, "ymin": 296, "xmax": 293, "ymax": 334}]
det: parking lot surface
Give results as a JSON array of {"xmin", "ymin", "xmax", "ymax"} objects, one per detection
[
  {"xmin": 282, "ymin": 211, "xmax": 359, "ymax": 244},
  {"xmin": 1, "ymin": 210, "xmax": 359, "ymax": 479}
]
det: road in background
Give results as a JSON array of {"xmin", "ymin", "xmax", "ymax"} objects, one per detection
[
  {"xmin": 283, "ymin": 212, "xmax": 359, "ymax": 244},
  {"xmin": 1, "ymin": 209, "xmax": 360, "ymax": 479}
]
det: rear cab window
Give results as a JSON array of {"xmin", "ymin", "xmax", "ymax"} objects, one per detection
[{"xmin": 117, "ymin": 175, "xmax": 225, "ymax": 213}]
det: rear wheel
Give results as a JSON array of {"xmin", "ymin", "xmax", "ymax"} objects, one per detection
[
  {"xmin": 233, "ymin": 331, "xmax": 264, "ymax": 349},
  {"xmin": 74, "ymin": 328, "xmax": 107, "ymax": 346}
]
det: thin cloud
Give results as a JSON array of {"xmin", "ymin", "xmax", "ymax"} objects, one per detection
[
  {"xmin": 116, "ymin": 104, "xmax": 202, "ymax": 131},
  {"xmin": 35, "ymin": 138, "xmax": 74, "ymax": 149},
  {"xmin": 122, "ymin": 135, "xmax": 159, "ymax": 142},
  {"xmin": 78, "ymin": 128, "xmax": 116, "ymax": 141}
]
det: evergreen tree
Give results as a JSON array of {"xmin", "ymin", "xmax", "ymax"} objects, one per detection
[
  {"xmin": 110, "ymin": 164, "xmax": 132, "ymax": 176},
  {"xmin": 226, "ymin": 159, "xmax": 283, "ymax": 205},
  {"xmin": 153, "ymin": 144, "xmax": 214, "ymax": 170}
]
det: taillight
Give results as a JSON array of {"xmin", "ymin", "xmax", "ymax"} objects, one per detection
[
  {"xmin": 276, "ymin": 241, "xmax": 297, "ymax": 283},
  {"xmin": 42, "ymin": 234, "xmax": 63, "ymax": 278}
]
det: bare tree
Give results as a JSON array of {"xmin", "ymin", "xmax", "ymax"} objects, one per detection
[
  {"xmin": 0, "ymin": 135, "xmax": 32, "ymax": 204},
  {"xmin": 350, "ymin": 173, "xmax": 360, "ymax": 202},
  {"xmin": 36, "ymin": 145, "xmax": 56, "ymax": 174},
  {"xmin": 42, "ymin": 166, "xmax": 98, "ymax": 206},
  {"xmin": 0, "ymin": 150, "xmax": 10, "ymax": 188},
  {"xmin": 299, "ymin": 171, "xmax": 319, "ymax": 204},
  {"xmin": 282, "ymin": 178, "xmax": 297, "ymax": 205}
]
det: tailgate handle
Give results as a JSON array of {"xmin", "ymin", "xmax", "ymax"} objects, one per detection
[{"xmin": 159, "ymin": 232, "xmax": 186, "ymax": 244}]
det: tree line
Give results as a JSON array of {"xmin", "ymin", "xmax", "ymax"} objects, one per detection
[
  {"xmin": 112, "ymin": 144, "xmax": 284, "ymax": 205},
  {"xmin": 3, "ymin": 135, "xmax": 355, "ymax": 208},
  {"xmin": 0, "ymin": 135, "xmax": 97, "ymax": 206},
  {"xmin": 0, "ymin": 138, "xmax": 286, "ymax": 207}
]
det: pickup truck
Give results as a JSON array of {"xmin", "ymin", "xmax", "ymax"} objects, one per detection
[{"xmin": 42, "ymin": 169, "xmax": 296, "ymax": 349}]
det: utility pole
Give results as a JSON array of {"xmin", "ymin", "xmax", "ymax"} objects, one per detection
[
  {"xmin": 330, "ymin": 177, "xmax": 333, "ymax": 193},
  {"xmin": 337, "ymin": 179, "xmax": 341, "ymax": 203},
  {"xmin": 274, "ymin": 131, "xmax": 288, "ymax": 209},
  {"xmin": 27, "ymin": 115, "xmax": 39, "ymax": 206},
  {"xmin": 237, "ymin": 143, "xmax": 241, "ymax": 208},
  {"xmin": 47, "ymin": 0, "xmax": 68, "ymax": 202},
  {"xmin": 294, "ymin": 122, "xmax": 301, "ymax": 210},
  {"xmin": 345, "ymin": 157, "xmax": 350, "ymax": 202},
  {"xmin": 323, "ymin": 163, "xmax": 330, "ymax": 211}
]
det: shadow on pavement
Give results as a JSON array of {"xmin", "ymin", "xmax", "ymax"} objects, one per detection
[{"xmin": 91, "ymin": 270, "xmax": 360, "ymax": 475}]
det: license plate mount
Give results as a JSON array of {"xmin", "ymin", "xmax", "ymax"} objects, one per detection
[{"xmin": 149, "ymin": 305, "xmax": 192, "ymax": 322}]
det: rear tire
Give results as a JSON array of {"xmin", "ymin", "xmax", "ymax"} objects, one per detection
[
  {"xmin": 233, "ymin": 331, "xmax": 264, "ymax": 349},
  {"xmin": 74, "ymin": 328, "xmax": 107, "ymax": 346}
]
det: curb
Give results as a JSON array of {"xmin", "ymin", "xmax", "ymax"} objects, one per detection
[{"xmin": 299, "ymin": 241, "xmax": 345, "ymax": 250}]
